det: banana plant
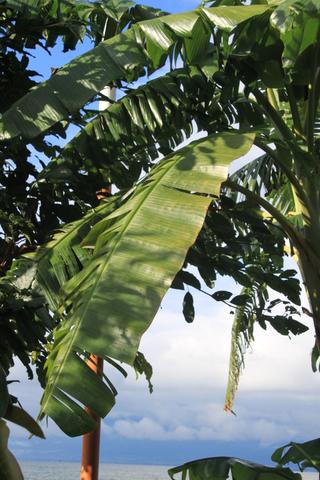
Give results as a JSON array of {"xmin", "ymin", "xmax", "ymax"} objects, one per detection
[
  {"xmin": 168, "ymin": 456, "xmax": 301, "ymax": 480},
  {"xmin": 1, "ymin": 0, "xmax": 320, "ymax": 453},
  {"xmin": 167, "ymin": 436, "xmax": 320, "ymax": 479}
]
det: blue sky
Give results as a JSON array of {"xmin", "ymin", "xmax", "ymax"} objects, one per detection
[{"xmin": 7, "ymin": 0, "xmax": 320, "ymax": 470}]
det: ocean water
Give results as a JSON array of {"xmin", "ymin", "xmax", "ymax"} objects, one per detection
[
  {"xmin": 19, "ymin": 462, "xmax": 319, "ymax": 480},
  {"xmin": 20, "ymin": 462, "xmax": 171, "ymax": 480}
]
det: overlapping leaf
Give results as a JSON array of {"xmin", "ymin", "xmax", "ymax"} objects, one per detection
[
  {"xmin": 0, "ymin": 4, "xmax": 270, "ymax": 141},
  {"xmin": 168, "ymin": 456, "xmax": 301, "ymax": 480},
  {"xmin": 42, "ymin": 68, "xmax": 221, "ymax": 189},
  {"xmin": 0, "ymin": 0, "xmax": 166, "ymax": 52}
]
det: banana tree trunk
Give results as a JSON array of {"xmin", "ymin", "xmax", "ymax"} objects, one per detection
[
  {"xmin": 299, "ymin": 251, "xmax": 320, "ymax": 330},
  {"xmin": 80, "ymin": 356, "xmax": 104, "ymax": 480}
]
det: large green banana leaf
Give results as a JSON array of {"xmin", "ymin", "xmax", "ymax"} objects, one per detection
[
  {"xmin": 168, "ymin": 456, "xmax": 301, "ymax": 480},
  {"xmin": 39, "ymin": 131, "xmax": 255, "ymax": 436},
  {"xmin": 0, "ymin": 5, "xmax": 269, "ymax": 141}
]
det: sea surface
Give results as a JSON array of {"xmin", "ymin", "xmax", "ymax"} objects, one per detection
[
  {"xmin": 20, "ymin": 462, "xmax": 171, "ymax": 480},
  {"xmin": 19, "ymin": 462, "xmax": 319, "ymax": 480}
]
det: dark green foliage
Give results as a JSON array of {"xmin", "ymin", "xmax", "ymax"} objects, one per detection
[
  {"xmin": 272, "ymin": 437, "xmax": 320, "ymax": 473},
  {"xmin": 134, "ymin": 352, "xmax": 153, "ymax": 394},
  {"xmin": 0, "ymin": 0, "xmax": 169, "ymax": 397},
  {"xmin": 4, "ymin": 405, "xmax": 45, "ymax": 439},
  {"xmin": 0, "ymin": 259, "xmax": 53, "ymax": 378},
  {"xmin": 168, "ymin": 456, "xmax": 301, "ymax": 480}
]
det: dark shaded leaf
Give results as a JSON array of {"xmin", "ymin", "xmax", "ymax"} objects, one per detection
[
  {"xmin": 168, "ymin": 456, "xmax": 301, "ymax": 480},
  {"xmin": 272, "ymin": 437, "xmax": 320, "ymax": 471},
  {"xmin": 212, "ymin": 290, "xmax": 232, "ymax": 301},
  {"xmin": 134, "ymin": 351, "xmax": 153, "ymax": 393},
  {"xmin": 183, "ymin": 292, "xmax": 195, "ymax": 323},
  {"xmin": 4, "ymin": 405, "xmax": 45, "ymax": 439},
  {"xmin": 230, "ymin": 294, "xmax": 251, "ymax": 306},
  {"xmin": 0, "ymin": 369, "xmax": 9, "ymax": 417}
]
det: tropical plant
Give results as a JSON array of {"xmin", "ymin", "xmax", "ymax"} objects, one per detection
[{"xmin": 2, "ymin": 0, "xmax": 320, "ymax": 478}]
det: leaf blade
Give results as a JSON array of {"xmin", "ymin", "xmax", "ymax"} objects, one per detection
[{"xmin": 40, "ymin": 131, "xmax": 255, "ymax": 435}]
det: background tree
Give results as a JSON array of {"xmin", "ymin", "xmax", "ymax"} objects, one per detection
[
  {"xmin": 2, "ymin": 0, "xmax": 320, "ymax": 478},
  {"xmin": 0, "ymin": 0, "xmax": 168, "ymax": 471}
]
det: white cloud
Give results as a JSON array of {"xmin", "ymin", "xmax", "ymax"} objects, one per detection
[
  {"xmin": 100, "ymin": 283, "xmax": 319, "ymax": 445},
  {"xmin": 112, "ymin": 417, "xmax": 195, "ymax": 441},
  {"xmin": 135, "ymin": 287, "xmax": 316, "ymax": 394},
  {"xmin": 106, "ymin": 410, "xmax": 297, "ymax": 445},
  {"xmin": 114, "ymin": 417, "xmax": 167, "ymax": 440}
]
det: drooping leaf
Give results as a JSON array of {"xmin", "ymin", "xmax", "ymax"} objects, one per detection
[
  {"xmin": 183, "ymin": 292, "xmax": 195, "ymax": 323},
  {"xmin": 134, "ymin": 351, "xmax": 153, "ymax": 394},
  {"xmin": 224, "ymin": 288, "xmax": 254, "ymax": 413},
  {"xmin": 39, "ymin": 132, "xmax": 255, "ymax": 435},
  {"xmin": 4, "ymin": 405, "xmax": 45, "ymax": 439},
  {"xmin": 212, "ymin": 290, "xmax": 232, "ymax": 301}
]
